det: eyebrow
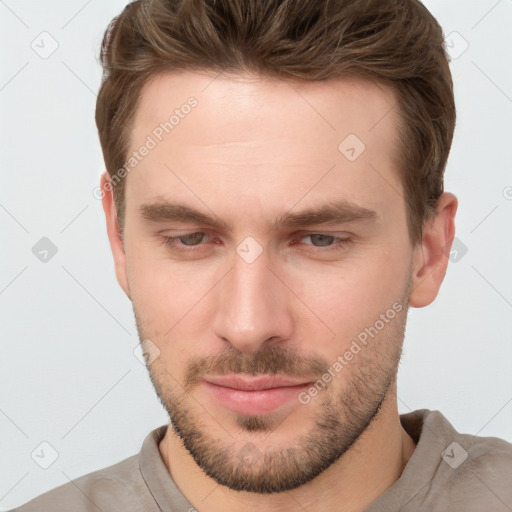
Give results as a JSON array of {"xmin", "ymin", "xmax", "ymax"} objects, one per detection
[{"xmin": 139, "ymin": 199, "xmax": 377, "ymax": 231}]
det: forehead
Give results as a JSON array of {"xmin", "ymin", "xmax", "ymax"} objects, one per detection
[
  {"xmin": 132, "ymin": 71, "xmax": 399, "ymax": 142},
  {"xmin": 126, "ymin": 71, "xmax": 404, "ymax": 225}
]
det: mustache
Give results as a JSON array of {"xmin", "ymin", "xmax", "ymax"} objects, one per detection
[{"xmin": 183, "ymin": 345, "xmax": 330, "ymax": 392}]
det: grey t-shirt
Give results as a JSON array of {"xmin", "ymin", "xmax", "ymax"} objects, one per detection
[{"xmin": 11, "ymin": 409, "xmax": 512, "ymax": 511}]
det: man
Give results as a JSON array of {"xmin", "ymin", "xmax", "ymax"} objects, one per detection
[{"xmin": 13, "ymin": 0, "xmax": 512, "ymax": 510}]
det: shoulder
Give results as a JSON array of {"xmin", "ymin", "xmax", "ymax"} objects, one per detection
[
  {"xmin": 430, "ymin": 409, "xmax": 512, "ymax": 474},
  {"xmin": 449, "ymin": 427, "xmax": 512, "ymax": 484},
  {"xmin": 11, "ymin": 454, "xmax": 150, "ymax": 512},
  {"xmin": 428, "ymin": 410, "xmax": 512, "ymax": 509}
]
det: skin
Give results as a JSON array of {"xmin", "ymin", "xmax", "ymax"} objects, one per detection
[{"xmin": 101, "ymin": 71, "xmax": 457, "ymax": 512}]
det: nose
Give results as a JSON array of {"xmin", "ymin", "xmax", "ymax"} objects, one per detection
[{"xmin": 212, "ymin": 247, "xmax": 294, "ymax": 354}]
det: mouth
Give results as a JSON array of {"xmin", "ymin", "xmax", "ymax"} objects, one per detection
[{"xmin": 201, "ymin": 374, "xmax": 313, "ymax": 415}]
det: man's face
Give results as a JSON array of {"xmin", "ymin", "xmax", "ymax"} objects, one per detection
[{"xmin": 120, "ymin": 72, "xmax": 416, "ymax": 492}]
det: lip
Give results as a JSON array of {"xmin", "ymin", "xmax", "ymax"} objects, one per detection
[
  {"xmin": 204, "ymin": 374, "xmax": 310, "ymax": 390},
  {"xmin": 202, "ymin": 375, "xmax": 312, "ymax": 415}
]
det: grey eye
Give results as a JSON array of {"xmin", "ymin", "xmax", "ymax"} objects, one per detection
[
  {"xmin": 307, "ymin": 234, "xmax": 336, "ymax": 247},
  {"xmin": 179, "ymin": 232, "xmax": 206, "ymax": 246}
]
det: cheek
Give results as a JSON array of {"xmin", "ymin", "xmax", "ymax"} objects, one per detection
[
  {"xmin": 126, "ymin": 242, "xmax": 227, "ymax": 371},
  {"xmin": 288, "ymin": 246, "xmax": 411, "ymax": 347},
  {"xmin": 131, "ymin": 268, "xmax": 205, "ymax": 334},
  {"xmin": 126, "ymin": 241, "xmax": 202, "ymax": 336}
]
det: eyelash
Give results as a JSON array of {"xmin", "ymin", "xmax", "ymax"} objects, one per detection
[{"xmin": 158, "ymin": 232, "xmax": 352, "ymax": 253}]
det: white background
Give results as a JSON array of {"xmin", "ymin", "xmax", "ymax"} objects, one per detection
[{"xmin": 1, "ymin": 0, "xmax": 511, "ymax": 509}]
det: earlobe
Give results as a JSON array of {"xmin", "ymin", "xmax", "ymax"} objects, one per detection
[
  {"xmin": 100, "ymin": 172, "xmax": 132, "ymax": 300},
  {"xmin": 408, "ymin": 192, "xmax": 458, "ymax": 308}
]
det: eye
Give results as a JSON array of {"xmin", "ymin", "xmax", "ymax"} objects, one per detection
[
  {"xmin": 304, "ymin": 234, "xmax": 336, "ymax": 247},
  {"xmin": 158, "ymin": 231, "xmax": 352, "ymax": 255},
  {"xmin": 297, "ymin": 233, "xmax": 352, "ymax": 251},
  {"xmin": 160, "ymin": 232, "xmax": 211, "ymax": 251},
  {"xmin": 172, "ymin": 232, "xmax": 206, "ymax": 246}
]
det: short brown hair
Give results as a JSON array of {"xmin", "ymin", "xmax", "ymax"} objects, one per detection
[{"xmin": 95, "ymin": 0, "xmax": 455, "ymax": 245}]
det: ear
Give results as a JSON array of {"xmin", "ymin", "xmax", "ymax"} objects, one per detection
[
  {"xmin": 100, "ymin": 172, "xmax": 131, "ymax": 300},
  {"xmin": 409, "ymin": 192, "xmax": 458, "ymax": 308}
]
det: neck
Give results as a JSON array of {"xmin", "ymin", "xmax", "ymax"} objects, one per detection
[{"xmin": 159, "ymin": 382, "xmax": 416, "ymax": 512}]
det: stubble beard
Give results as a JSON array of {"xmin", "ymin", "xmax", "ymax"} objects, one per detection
[{"xmin": 136, "ymin": 293, "xmax": 409, "ymax": 494}]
